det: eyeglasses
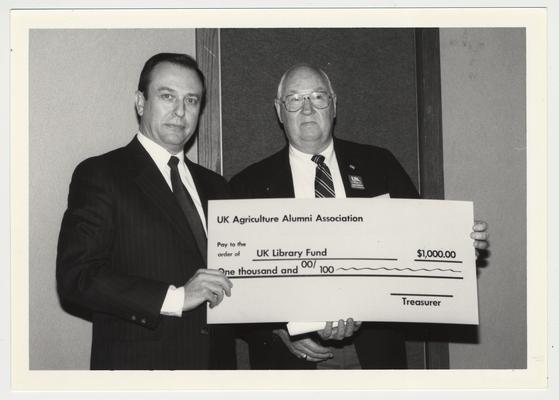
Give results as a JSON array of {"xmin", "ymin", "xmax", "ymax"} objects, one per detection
[{"xmin": 278, "ymin": 91, "xmax": 333, "ymax": 112}]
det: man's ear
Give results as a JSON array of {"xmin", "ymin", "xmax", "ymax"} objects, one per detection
[
  {"xmin": 135, "ymin": 91, "xmax": 145, "ymax": 117},
  {"xmin": 331, "ymin": 94, "xmax": 337, "ymax": 119},
  {"xmin": 274, "ymin": 100, "xmax": 284, "ymax": 124}
]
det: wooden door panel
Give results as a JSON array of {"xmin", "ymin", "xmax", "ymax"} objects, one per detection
[{"xmin": 220, "ymin": 28, "xmax": 420, "ymax": 187}]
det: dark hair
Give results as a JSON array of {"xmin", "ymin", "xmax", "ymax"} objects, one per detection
[{"xmin": 137, "ymin": 53, "xmax": 206, "ymax": 99}]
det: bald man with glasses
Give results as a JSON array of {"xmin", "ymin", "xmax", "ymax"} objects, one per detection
[{"xmin": 230, "ymin": 64, "xmax": 489, "ymax": 370}]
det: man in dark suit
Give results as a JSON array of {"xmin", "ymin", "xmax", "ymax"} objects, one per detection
[
  {"xmin": 56, "ymin": 53, "xmax": 235, "ymax": 370},
  {"xmin": 230, "ymin": 64, "xmax": 489, "ymax": 369}
]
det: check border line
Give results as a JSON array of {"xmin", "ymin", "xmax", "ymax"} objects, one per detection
[{"xmin": 228, "ymin": 274, "xmax": 463, "ymax": 280}]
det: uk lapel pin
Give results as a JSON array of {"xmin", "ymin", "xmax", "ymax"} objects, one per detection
[{"xmin": 349, "ymin": 175, "xmax": 365, "ymax": 190}]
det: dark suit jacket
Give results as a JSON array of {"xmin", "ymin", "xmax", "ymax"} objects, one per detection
[
  {"xmin": 230, "ymin": 138, "xmax": 419, "ymax": 369},
  {"xmin": 56, "ymin": 137, "xmax": 236, "ymax": 370}
]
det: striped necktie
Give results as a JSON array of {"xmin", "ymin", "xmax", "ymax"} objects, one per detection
[
  {"xmin": 311, "ymin": 154, "xmax": 335, "ymax": 198},
  {"xmin": 168, "ymin": 156, "xmax": 207, "ymax": 264}
]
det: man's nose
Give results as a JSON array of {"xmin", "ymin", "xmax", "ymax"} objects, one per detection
[
  {"xmin": 301, "ymin": 96, "xmax": 314, "ymax": 114},
  {"xmin": 174, "ymin": 99, "xmax": 186, "ymax": 117}
]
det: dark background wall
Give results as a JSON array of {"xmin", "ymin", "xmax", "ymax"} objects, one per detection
[
  {"xmin": 220, "ymin": 28, "xmax": 429, "ymax": 368},
  {"xmin": 221, "ymin": 28, "xmax": 420, "ymax": 185}
]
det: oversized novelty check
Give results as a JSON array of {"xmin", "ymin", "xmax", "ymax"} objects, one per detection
[{"xmin": 207, "ymin": 198, "xmax": 479, "ymax": 325}]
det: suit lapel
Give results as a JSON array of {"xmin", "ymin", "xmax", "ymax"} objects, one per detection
[
  {"xmin": 265, "ymin": 147, "xmax": 295, "ymax": 198},
  {"xmin": 126, "ymin": 138, "xmax": 205, "ymax": 263},
  {"xmin": 334, "ymin": 139, "xmax": 375, "ymax": 198}
]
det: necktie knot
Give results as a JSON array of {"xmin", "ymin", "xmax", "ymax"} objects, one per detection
[
  {"xmin": 311, "ymin": 154, "xmax": 325, "ymax": 165},
  {"xmin": 168, "ymin": 156, "xmax": 180, "ymax": 168}
]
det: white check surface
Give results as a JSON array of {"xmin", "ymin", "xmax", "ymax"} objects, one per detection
[{"xmin": 207, "ymin": 198, "xmax": 478, "ymax": 325}]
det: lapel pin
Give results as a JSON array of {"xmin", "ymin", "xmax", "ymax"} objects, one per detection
[
  {"xmin": 349, "ymin": 164, "xmax": 356, "ymax": 170},
  {"xmin": 348, "ymin": 175, "xmax": 365, "ymax": 190}
]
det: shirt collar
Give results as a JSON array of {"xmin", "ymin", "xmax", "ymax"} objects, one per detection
[
  {"xmin": 137, "ymin": 131, "xmax": 185, "ymax": 166},
  {"xmin": 289, "ymin": 139, "xmax": 335, "ymax": 165}
]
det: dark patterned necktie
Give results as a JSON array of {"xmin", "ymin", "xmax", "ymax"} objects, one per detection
[
  {"xmin": 311, "ymin": 154, "xmax": 335, "ymax": 198},
  {"xmin": 168, "ymin": 156, "xmax": 207, "ymax": 264}
]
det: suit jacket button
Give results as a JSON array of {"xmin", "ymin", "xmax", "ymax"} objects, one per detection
[
  {"xmin": 140, "ymin": 318, "xmax": 146, "ymax": 324},
  {"xmin": 200, "ymin": 327, "xmax": 209, "ymax": 335},
  {"xmin": 131, "ymin": 315, "xmax": 136, "ymax": 321}
]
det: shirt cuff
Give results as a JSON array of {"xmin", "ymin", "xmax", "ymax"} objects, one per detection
[{"xmin": 160, "ymin": 285, "xmax": 185, "ymax": 317}]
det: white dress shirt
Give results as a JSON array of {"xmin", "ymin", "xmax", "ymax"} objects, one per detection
[
  {"xmin": 137, "ymin": 132, "xmax": 206, "ymax": 316},
  {"xmin": 289, "ymin": 139, "xmax": 346, "ymax": 198}
]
